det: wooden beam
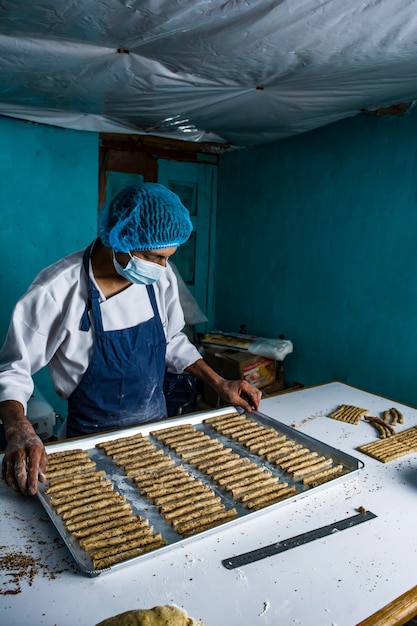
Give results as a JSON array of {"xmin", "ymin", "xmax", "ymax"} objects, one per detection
[{"xmin": 356, "ymin": 584, "xmax": 417, "ymax": 626}]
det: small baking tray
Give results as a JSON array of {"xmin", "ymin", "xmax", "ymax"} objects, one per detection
[{"xmin": 37, "ymin": 406, "xmax": 364, "ymax": 576}]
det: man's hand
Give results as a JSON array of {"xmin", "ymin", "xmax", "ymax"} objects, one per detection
[
  {"xmin": 215, "ymin": 378, "xmax": 262, "ymax": 412},
  {"xmin": 185, "ymin": 358, "xmax": 262, "ymax": 413},
  {"xmin": 1, "ymin": 400, "xmax": 47, "ymax": 496}
]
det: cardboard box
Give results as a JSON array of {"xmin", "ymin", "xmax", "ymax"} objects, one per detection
[{"xmin": 203, "ymin": 348, "xmax": 276, "ymax": 407}]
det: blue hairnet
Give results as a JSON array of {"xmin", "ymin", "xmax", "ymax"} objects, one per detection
[{"xmin": 98, "ymin": 183, "xmax": 193, "ymax": 252}]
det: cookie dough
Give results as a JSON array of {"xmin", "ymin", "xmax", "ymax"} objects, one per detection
[{"xmin": 95, "ymin": 604, "xmax": 203, "ymax": 626}]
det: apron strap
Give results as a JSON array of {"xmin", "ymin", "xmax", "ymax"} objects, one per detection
[{"xmin": 79, "ymin": 242, "xmax": 103, "ymax": 332}]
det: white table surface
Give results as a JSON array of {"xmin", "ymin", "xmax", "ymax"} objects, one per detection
[{"xmin": 2, "ymin": 381, "xmax": 417, "ymax": 626}]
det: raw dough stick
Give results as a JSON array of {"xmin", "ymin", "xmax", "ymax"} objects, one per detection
[
  {"xmin": 365, "ymin": 416, "xmax": 395, "ymax": 438},
  {"xmin": 234, "ymin": 427, "xmax": 267, "ymax": 442},
  {"xmin": 54, "ymin": 487, "xmax": 115, "ymax": 513},
  {"xmin": 134, "ymin": 464, "xmax": 186, "ymax": 481},
  {"xmin": 122, "ymin": 449, "xmax": 166, "ymax": 468},
  {"xmin": 357, "ymin": 427, "xmax": 417, "ymax": 451},
  {"xmin": 111, "ymin": 443, "xmax": 157, "ymax": 462},
  {"xmin": 155, "ymin": 430, "xmax": 199, "ymax": 445},
  {"xmin": 284, "ymin": 455, "xmax": 325, "ymax": 474},
  {"xmin": 202, "ymin": 456, "xmax": 247, "ymax": 475},
  {"xmin": 72, "ymin": 514, "xmax": 137, "ymax": 539},
  {"xmin": 216, "ymin": 467, "xmax": 268, "ymax": 486},
  {"xmin": 171, "ymin": 437, "xmax": 213, "ymax": 452},
  {"xmin": 92, "ymin": 538, "xmax": 167, "ymax": 569},
  {"xmin": 245, "ymin": 482, "xmax": 292, "ymax": 501},
  {"xmin": 280, "ymin": 452, "xmax": 320, "ymax": 471},
  {"xmin": 380, "ymin": 446, "xmax": 412, "ymax": 460},
  {"xmin": 152, "ymin": 480, "xmax": 209, "ymax": 501},
  {"xmin": 240, "ymin": 482, "xmax": 288, "ymax": 502},
  {"xmin": 141, "ymin": 474, "xmax": 194, "ymax": 492},
  {"xmin": 155, "ymin": 429, "xmax": 200, "ymax": 445},
  {"xmin": 150, "ymin": 426, "xmax": 195, "ymax": 440},
  {"xmin": 209, "ymin": 422, "xmax": 248, "ymax": 436},
  {"xmin": 243, "ymin": 426, "xmax": 279, "ymax": 440},
  {"xmin": 246, "ymin": 486, "xmax": 298, "ymax": 510},
  {"xmin": 97, "ymin": 433, "xmax": 147, "ymax": 449},
  {"xmin": 84, "ymin": 526, "xmax": 155, "ymax": 552},
  {"xmin": 46, "ymin": 459, "xmax": 96, "ymax": 478},
  {"xmin": 46, "ymin": 448, "xmax": 86, "ymax": 459},
  {"xmin": 153, "ymin": 484, "xmax": 211, "ymax": 506},
  {"xmin": 222, "ymin": 421, "xmax": 260, "ymax": 435},
  {"xmin": 196, "ymin": 452, "xmax": 237, "ymax": 471},
  {"xmin": 104, "ymin": 442, "xmax": 155, "ymax": 458},
  {"xmin": 125, "ymin": 459, "xmax": 175, "ymax": 476},
  {"xmin": 144, "ymin": 478, "xmax": 196, "ymax": 499},
  {"xmin": 246, "ymin": 483, "xmax": 297, "ymax": 504},
  {"xmin": 61, "ymin": 501, "xmax": 128, "ymax": 526},
  {"xmin": 134, "ymin": 473, "xmax": 187, "ymax": 492},
  {"xmin": 253, "ymin": 438, "xmax": 289, "ymax": 457},
  {"xmin": 229, "ymin": 476, "xmax": 278, "ymax": 497},
  {"xmin": 215, "ymin": 422, "xmax": 257, "ymax": 437},
  {"xmin": 175, "ymin": 508, "xmax": 238, "ymax": 535},
  {"xmin": 328, "ymin": 404, "xmax": 368, "ymax": 425},
  {"xmin": 292, "ymin": 458, "xmax": 333, "ymax": 478},
  {"xmin": 182, "ymin": 446, "xmax": 229, "ymax": 463},
  {"xmin": 208, "ymin": 459, "xmax": 252, "ymax": 481},
  {"xmin": 165, "ymin": 498, "xmax": 224, "ymax": 521},
  {"xmin": 140, "ymin": 475, "xmax": 195, "ymax": 493},
  {"xmin": 45, "ymin": 470, "xmax": 106, "ymax": 493},
  {"xmin": 134, "ymin": 468, "xmax": 187, "ymax": 489},
  {"xmin": 65, "ymin": 503, "xmax": 132, "ymax": 530},
  {"xmin": 79, "ymin": 518, "xmax": 150, "ymax": 548},
  {"xmin": 171, "ymin": 503, "xmax": 225, "ymax": 527},
  {"xmin": 267, "ymin": 443, "xmax": 302, "ymax": 461},
  {"xmin": 98, "ymin": 440, "xmax": 149, "ymax": 457},
  {"xmin": 395, "ymin": 408, "xmax": 404, "ymax": 424},
  {"xmin": 203, "ymin": 413, "xmax": 243, "ymax": 426},
  {"xmin": 251, "ymin": 435, "xmax": 288, "ymax": 452},
  {"xmin": 49, "ymin": 479, "xmax": 114, "ymax": 503},
  {"xmin": 46, "ymin": 451, "xmax": 91, "ymax": 466},
  {"xmin": 90, "ymin": 531, "xmax": 165, "ymax": 561},
  {"xmin": 390, "ymin": 407, "xmax": 404, "ymax": 425},
  {"xmin": 159, "ymin": 493, "xmax": 221, "ymax": 514},
  {"xmin": 180, "ymin": 440, "xmax": 224, "ymax": 463},
  {"xmin": 61, "ymin": 495, "xmax": 127, "ymax": 520},
  {"xmin": 383, "ymin": 409, "xmax": 391, "ymax": 423},
  {"xmin": 274, "ymin": 447, "xmax": 309, "ymax": 466},
  {"xmin": 244, "ymin": 432, "xmax": 283, "ymax": 448},
  {"xmin": 302, "ymin": 464, "xmax": 345, "ymax": 485}
]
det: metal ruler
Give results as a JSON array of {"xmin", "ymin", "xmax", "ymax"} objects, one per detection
[{"xmin": 222, "ymin": 510, "xmax": 377, "ymax": 569}]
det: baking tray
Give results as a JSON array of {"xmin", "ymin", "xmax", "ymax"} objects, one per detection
[{"xmin": 37, "ymin": 406, "xmax": 364, "ymax": 576}]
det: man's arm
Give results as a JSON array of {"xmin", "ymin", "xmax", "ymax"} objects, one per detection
[
  {"xmin": 1, "ymin": 400, "xmax": 47, "ymax": 496},
  {"xmin": 185, "ymin": 357, "xmax": 262, "ymax": 412}
]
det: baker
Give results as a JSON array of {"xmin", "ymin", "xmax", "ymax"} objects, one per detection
[{"xmin": 0, "ymin": 183, "xmax": 261, "ymax": 496}]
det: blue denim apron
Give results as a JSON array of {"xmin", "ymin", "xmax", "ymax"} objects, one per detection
[{"xmin": 66, "ymin": 243, "xmax": 167, "ymax": 437}]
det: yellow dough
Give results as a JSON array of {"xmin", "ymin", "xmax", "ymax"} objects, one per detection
[{"xmin": 95, "ymin": 605, "xmax": 203, "ymax": 626}]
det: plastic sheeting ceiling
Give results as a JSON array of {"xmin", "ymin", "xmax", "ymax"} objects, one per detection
[{"xmin": 1, "ymin": 0, "xmax": 417, "ymax": 147}]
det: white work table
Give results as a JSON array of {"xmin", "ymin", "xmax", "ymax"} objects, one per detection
[{"xmin": 2, "ymin": 381, "xmax": 417, "ymax": 626}]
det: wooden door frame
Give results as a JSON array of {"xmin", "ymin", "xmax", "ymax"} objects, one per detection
[{"xmin": 99, "ymin": 133, "xmax": 226, "ymax": 207}]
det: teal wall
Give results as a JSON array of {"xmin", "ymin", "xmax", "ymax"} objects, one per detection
[
  {"xmin": 216, "ymin": 109, "xmax": 417, "ymax": 408},
  {"xmin": 0, "ymin": 116, "xmax": 99, "ymax": 414},
  {"xmin": 3, "ymin": 110, "xmax": 417, "ymax": 414}
]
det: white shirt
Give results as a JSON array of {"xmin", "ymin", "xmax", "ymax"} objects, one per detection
[{"xmin": 0, "ymin": 246, "xmax": 202, "ymax": 412}]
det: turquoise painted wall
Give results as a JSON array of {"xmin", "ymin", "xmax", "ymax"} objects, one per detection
[
  {"xmin": 0, "ymin": 116, "xmax": 99, "ymax": 414},
  {"xmin": 216, "ymin": 109, "xmax": 417, "ymax": 408}
]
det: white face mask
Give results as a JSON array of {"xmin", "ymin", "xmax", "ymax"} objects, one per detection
[{"xmin": 113, "ymin": 251, "xmax": 167, "ymax": 285}]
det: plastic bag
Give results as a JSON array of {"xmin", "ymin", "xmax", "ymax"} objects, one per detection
[{"xmin": 247, "ymin": 337, "xmax": 293, "ymax": 361}]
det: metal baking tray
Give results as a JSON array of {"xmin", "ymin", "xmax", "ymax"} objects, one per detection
[{"xmin": 37, "ymin": 406, "xmax": 364, "ymax": 576}]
